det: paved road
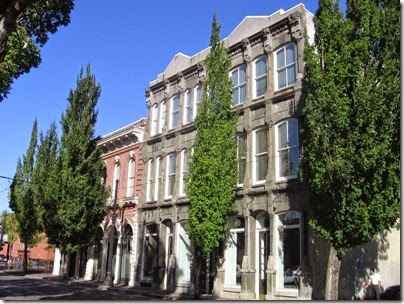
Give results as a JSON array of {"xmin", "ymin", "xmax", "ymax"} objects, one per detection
[{"xmin": 0, "ymin": 271, "xmax": 161, "ymax": 301}]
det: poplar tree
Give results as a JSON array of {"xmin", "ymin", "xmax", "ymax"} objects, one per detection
[
  {"xmin": 9, "ymin": 119, "xmax": 40, "ymax": 274},
  {"xmin": 50, "ymin": 65, "xmax": 108, "ymax": 259},
  {"xmin": 32, "ymin": 122, "xmax": 60, "ymax": 244},
  {"xmin": 185, "ymin": 14, "xmax": 238, "ymax": 297},
  {"xmin": 300, "ymin": 0, "xmax": 400, "ymax": 299}
]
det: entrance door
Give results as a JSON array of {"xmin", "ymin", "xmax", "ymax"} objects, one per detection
[{"xmin": 258, "ymin": 231, "xmax": 269, "ymax": 299}]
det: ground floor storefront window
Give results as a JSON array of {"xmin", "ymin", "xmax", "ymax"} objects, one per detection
[{"xmin": 224, "ymin": 217, "xmax": 245, "ymax": 287}]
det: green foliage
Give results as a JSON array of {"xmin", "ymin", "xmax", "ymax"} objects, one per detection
[
  {"xmin": 300, "ymin": 0, "xmax": 400, "ymax": 259},
  {"xmin": 185, "ymin": 14, "xmax": 238, "ymax": 257},
  {"xmin": 48, "ymin": 65, "xmax": 108, "ymax": 253},
  {"xmin": 0, "ymin": 0, "xmax": 74, "ymax": 102},
  {"xmin": 9, "ymin": 120, "xmax": 40, "ymax": 273}
]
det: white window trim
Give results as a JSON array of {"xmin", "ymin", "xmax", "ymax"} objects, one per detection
[
  {"xmin": 236, "ymin": 133, "xmax": 246, "ymax": 187},
  {"xmin": 112, "ymin": 160, "xmax": 121, "ymax": 197},
  {"xmin": 252, "ymin": 55, "xmax": 267, "ymax": 99},
  {"xmin": 183, "ymin": 90, "xmax": 192, "ymax": 125},
  {"xmin": 154, "ymin": 157, "xmax": 161, "ymax": 202},
  {"xmin": 193, "ymin": 84, "xmax": 201, "ymax": 120},
  {"xmin": 151, "ymin": 104, "xmax": 158, "ymax": 136},
  {"xmin": 165, "ymin": 153, "xmax": 176, "ymax": 199},
  {"xmin": 252, "ymin": 128, "xmax": 268, "ymax": 185},
  {"xmin": 179, "ymin": 149, "xmax": 188, "ymax": 196},
  {"xmin": 169, "ymin": 95, "xmax": 180, "ymax": 129},
  {"xmin": 231, "ymin": 64, "xmax": 247, "ymax": 106},
  {"xmin": 275, "ymin": 119, "xmax": 299, "ymax": 181},
  {"xmin": 158, "ymin": 100, "xmax": 166, "ymax": 134},
  {"xmin": 126, "ymin": 158, "xmax": 135, "ymax": 197},
  {"xmin": 146, "ymin": 159, "xmax": 154, "ymax": 202},
  {"xmin": 274, "ymin": 43, "xmax": 297, "ymax": 91}
]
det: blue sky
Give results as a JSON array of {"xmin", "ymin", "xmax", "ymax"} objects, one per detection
[{"xmin": 0, "ymin": 0, "xmax": 325, "ymax": 211}]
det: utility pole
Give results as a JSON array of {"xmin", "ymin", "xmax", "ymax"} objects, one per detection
[{"xmin": 103, "ymin": 179, "xmax": 119, "ymax": 286}]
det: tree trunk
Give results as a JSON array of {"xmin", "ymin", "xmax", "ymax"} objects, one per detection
[
  {"xmin": 23, "ymin": 241, "xmax": 28, "ymax": 274},
  {"xmin": 325, "ymin": 246, "xmax": 341, "ymax": 300}
]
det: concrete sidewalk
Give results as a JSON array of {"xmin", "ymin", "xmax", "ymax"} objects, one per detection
[{"xmin": 22, "ymin": 271, "xmax": 229, "ymax": 301}]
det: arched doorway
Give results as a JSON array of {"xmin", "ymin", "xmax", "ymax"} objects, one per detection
[{"xmin": 120, "ymin": 224, "xmax": 133, "ymax": 284}]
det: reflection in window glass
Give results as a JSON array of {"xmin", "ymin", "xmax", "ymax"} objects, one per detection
[{"xmin": 225, "ymin": 217, "xmax": 245, "ymax": 286}]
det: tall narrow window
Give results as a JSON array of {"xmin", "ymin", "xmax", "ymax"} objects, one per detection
[
  {"xmin": 151, "ymin": 104, "xmax": 158, "ymax": 136},
  {"xmin": 179, "ymin": 149, "xmax": 188, "ymax": 196},
  {"xmin": 146, "ymin": 159, "xmax": 155, "ymax": 202},
  {"xmin": 276, "ymin": 119, "xmax": 299, "ymax": 180},
  {"xmin": 237, "ymin": 133, "xmax": 246, "ymax": 185},
  {"xmin": 112, "ymin": 161, "xmax": 121, "ymax": 196},
  {"xmin": 254, "ymin": 56, "xmax": 267, "ymax": 98},
  {"xmin": 176, "ymin": 222, "xmax": 191, "ymax": 283},
  {"xmin": 184, "ymin": 90, "xmax": 192, "ymax": 124},
  {"xmin": 154, "ymin": 157, "xmax": 161, "ymax": 202},
  {"xmin": 158, "ymin": 100, "xmax": 166, "ymax": 133},
  {"xmin": 127, "ymin": 158, "xmax": 135, "ymax": 197},
  {"xmin": 275, "ymin": 44, "xmax": 296, "ymax": 90},
  {"xmin": 170, "ymin": 95, "xmax": 180, "ymax": 129},
  {"xmin": 232, "ymin": 65, "xmax": 246, "ymax": 105},
  {"xmin": 276, "ymin": 211, "xmax": 301, "ymax": 289},
  {"xmin": 193, "ymin": 84, "xmax": 201, "ymax": 120},
  {"xmin": 165, "ymin": 153, "xmax": 176, "ymax": 198},
  {"xmin": 224, "ymin": 217, "xmax": 245, "ymax": 287},
  {"xmin": 253, "ymin": 128, "xmax": 268, "ymax": 184}
]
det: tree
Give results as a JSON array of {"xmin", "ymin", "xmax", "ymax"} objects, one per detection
[
  {"xmin": 300, "ymin": 0, "xmax": 400, "ymax": 299},
  {"xmin": 48, "ymin": 65, "xmax": 108, "ymax": 267},
  {"xmin": 32, "ymin": 121, "xmax": 60, "ymax": 245},
  {"xmin": 0, "ymin": 0, "xmax": 74, "ymax": 102},
  {"xmin": 9, "ymin": 119, "xmax": 40, "ymax": 274},
  {"xmin": 185, "ymin": 14, "xmax": 238, "ymax": 297}
]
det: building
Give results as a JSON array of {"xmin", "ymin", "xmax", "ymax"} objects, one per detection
[
  {"xmin": 138, "ymin": 4, "xmax": 315, "ymax": 300},
  {"xmin": 68, "ymin": 118, "xmax": 146, "ymax": 285}
]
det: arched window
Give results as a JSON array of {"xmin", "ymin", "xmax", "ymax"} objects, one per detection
[
  {"xmin": 231, "ymin": 64, "xmax": 247, "ymax": 105},
  {"xmin": 126, "ymin": 157, "xmax": 135, "ymax": 197},
  {"xmin": 253, "ymin": 56, "xmax": 267, "ymax": 98},
  {"xmin": 274, "ymin": 43, "xmax": 296, "ymax": 90},
  {"xmin": 275, "ymin": 118, "xmax": 299, "ymax": 180},
  {"xmin": 179, "ymin": 149, "xmax": 188, "ymax": 196}
]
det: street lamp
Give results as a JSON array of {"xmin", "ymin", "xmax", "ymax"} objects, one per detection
[{"xmin": 104, "ymin": 179, "xmax": 119, "ymax": 286}]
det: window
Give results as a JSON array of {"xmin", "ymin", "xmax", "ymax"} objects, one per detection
[
  {"xmin": 276, "ymin": 119, "xmax": 299, "ymax": 180},
  {"xmin": 275, "ymin": 44, "xmax": 296, "ymax": 90},
  {"xmin": 276, "ymin": 211, "xmax": 301, "ymax": 289},
  {"xmin": 237, "ymin": 133, "xmax": 246, "ymax": 185},
  {"xmin": 146, "ymin": 159, "xmax": 155, "ymax": 202},
  {"xmin": 224, "ymin": 217, "xmax": 245, "ymax": 287},
  {"xmin": 112, "ymin": 161, "xmax": 121, "ymax": 196},
  {"xmin": 143, "ymin": 224, "xmax": 158, "ymax": 279},
  {"xmin": 170, "ymin": 95, "xmax": 180, "ymax": 129},
  {"xmin": 193, "ymin": 84, "xmax": 201, "ymax": 120},
  {"xmin": 165, "ymin": 153, "xmax": 176, "ymax": 198},
  {"xmin": 154, "ymin": 157, "xmax": 161, "ymax": 202},
  {"xmin": 158, "ymin": 100, "xmax": 166, "ymax": 133},
  {"xmin": 184, "ymin": 90, "xmax": 192, "ymax": 124},
  {"xmin": 176, "ymin": 222, "xmax": 191, "ymax": 283},
  {"xmin": 253, "ymin": 56, "xmax": 267, "ymax": 98},
  {"xmin": 179, "ymin": 149, "xmax": 188, "ymax": 196},
  {"xmin": 252, "ymin": 128, "xmax": 268, "ymax": 184},
  {"xmin": 150, "ymin": 104, "xmax": 158, "ymax": 136},
  {"xmin": 127, "ymin": 158, "xmax": 135, "ymax": 197},
  {"xmin": 232, "ymin": 65, "xmax": 246, "ymax": 105}
]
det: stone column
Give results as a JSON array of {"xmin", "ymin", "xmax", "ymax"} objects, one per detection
[
  {"xmin": 113, "ymin": 233, "xmax": 122, "ymax": 285},
  {"xmin": 240, "ymin": 254, "xmax": 256, "ymax": 299},
  {"xmin": 84, "ymin": 245, "xmax": 95, "ymax": 281},
  {"xmin": 128, "ymin": 234, "xmax": 137, "ymax": 287},
  {"xmin": 265, "ymin": 255, "xmax": 276, "ymax": 300},
  {"xmin": 298, "ymin": 256, "xmax": 312, "ymax": 299},
  {"xmin": 52, "ymin": 248, "xmax": 62, "ymax": 276}
]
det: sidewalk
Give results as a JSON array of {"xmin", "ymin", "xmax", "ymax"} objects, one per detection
[{"xmin": 23, "ymin": 271, "xmax": 228, "ymax": 301}]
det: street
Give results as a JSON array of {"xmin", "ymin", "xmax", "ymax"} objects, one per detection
[{"xmin": 0, "ymin": 269, "xmax": 165, "ymax": 301}]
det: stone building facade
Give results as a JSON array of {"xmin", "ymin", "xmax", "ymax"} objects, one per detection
[{"xmin": 138, "ymin": 4, "xmax": 315, "ymax": 300}]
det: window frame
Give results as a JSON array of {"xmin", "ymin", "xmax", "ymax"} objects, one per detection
[
  {"xmin": 252, "ymin": 127, "xmax": 268, "ymax": 185},
  {"xmin": 275, "ymin": 118, "xmax": 299, "ymax": 181},
  {"xmin": 231, "ymin": 64, "xmax": 247, "ymax": 105},
  {"xmin": 169, "ymin": 94, "xmax": 180, "ymax": 129},
  {"xmin": 274, "ymin": 43, "xmax": 297, "ymax": 91},
  {"xmin": 165, "ymin": 153, "xmax": 177, "ymax": 198},
  {"xmin": 183, "ymin": 89, "xmax": 192, "ymax": 125},
  {"xmin": 253, "ymin": 55, "xmax": 268, "ymax": 98},
  {"xmin": 146, "ymin": 159, "xmax": 155, "ymax": 202},
  {"xmin": 158, "ymin": 100, "xmax": 166, "ymax": 134},
  {"xmin": 126, "ymin": 157, "xmax": 135, "ymax": 197},
  {"xmin": 236, "ymin": 133, "xmax": 246, "ymax": 186},
  {"xmin": 193, "ymin": 84, "xmax": 201, "ymax": 120},
  {"xmin": 179, "ymin": 149, "xmax": 188, "ymax": 196}
]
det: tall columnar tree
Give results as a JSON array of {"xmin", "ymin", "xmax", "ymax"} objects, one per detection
[
  {"xmin": 32, "ymin": 121, "xmax": 60, "ymax": 243},
  {"xmin": 185, "ymin": 14, "xmax": 238, "ymax": 297},
  {"xmin": 9, "ymin": 119, "xmax": 40, "ymax": 274},
  {"xmin": 0, "ymin": 0, "xmax": 74, "ymax": 102},
  {"xmin": 50, "ymin": 65, "xmax": 108, "ymax": 261},
  {"xmin": 300, "ymin": 0, "xmax": 400, "ymax": 299}
]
